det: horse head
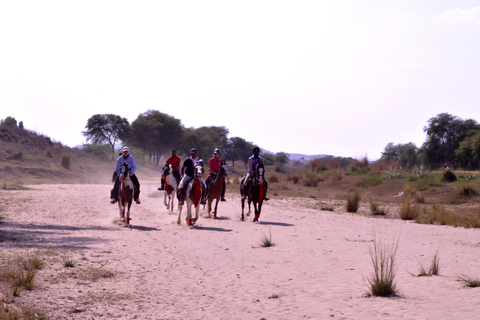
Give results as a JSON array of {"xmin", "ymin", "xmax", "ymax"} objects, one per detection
[
  {"xmin": 162, "ymin": 163, "xmax": 171, "ymax": 178},
  {"xmin": 257, "ymin": 161, "xmax": 265, "ymax": 181},
  {"xmin": 194, "ymin": 164, "xmax": 204, "ymax": 180},
  {"xmin": 119, "ymin": 161, "xmax": 131, "ymax": 181}
]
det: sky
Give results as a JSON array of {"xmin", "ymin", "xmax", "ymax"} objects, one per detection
[{"xmin": 1, "ymin": 1, "xmax": 480, "ymax": 160}]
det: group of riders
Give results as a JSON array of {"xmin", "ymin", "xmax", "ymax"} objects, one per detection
[{"xmin": 110, "ymin": 146, "xmax": 269, "ymax": 205}]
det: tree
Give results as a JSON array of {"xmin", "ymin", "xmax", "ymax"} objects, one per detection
[
  {"xmin": 0, "ymin": 116, "xmax": 18, "ymax": 127},
  {"xmin": 82, "ymin": 114, "xmax": 129, "ymax": 158},
  {"xmin": 381, "ymin": 142, "xmax": 399, "ymax": 163},
  {"xmin": 456, "ymin": 130, "xmax": 480, "ymax": 170},
  {"xmin": 129, "ymin": 110, "xmax": 184, "ymax": 165},
  {"xmin": 224, "ymin": 137, "xmax": 253, "ymax": 167},
  {"xmin": 397, "ymin": 143, "xmax": 419, "ymax": 168},
  {"xmin": 275, "ymin": 152, "xmax": 290, "ymax": 167},
  {"xmin": 421, "ymin": 113, "xmax": 473, "ymax": 168}
]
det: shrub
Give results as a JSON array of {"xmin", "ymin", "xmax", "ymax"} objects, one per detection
[
  {"xmin": 61, "ymin": 153, "xmax": 71, "ymax": 169},
  {"xmin": 399, "ymin": 200, "xmax": 420, "ymax": 220},
  {"xmin": 346, "ymin": 189, "xmax": 361, "ymax": 213},
  {"xmin": 443, "ymin": 169, "xmax": 457, "ymax": 182},
  {"xmin": 45, "ymin": 147, "xmax": 53, "ymax": 158},
  {"xmin": 268, "ymin": 173, "xmax": 279, "ymax": 183},
  {"xmin": 384, "ymin": 165, "xmax": 404, "ymax": 179},
  {"xmin": 458, "ymin": 184, "xmax": 478, "ymax": 199},
  {"xmin": 369, "ymin": 200, "xmax": 388, "ymax": 216}
]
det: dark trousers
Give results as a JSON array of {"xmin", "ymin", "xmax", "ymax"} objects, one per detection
[{"xmin": 112, "ymin": 174, "xmax": 140, "ymax": 201}]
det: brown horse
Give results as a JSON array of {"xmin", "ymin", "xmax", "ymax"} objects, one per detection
[
  {"xmin": 117, "ymin": 162, "xmax": 134, "ymax": 227},
  {"xmin": 240, "ymin": 161, "xmax": 266, "ymax": 222},
  {"xmin": 205, "ymin": 160, "xmax": 228, "ymax": 218},
  {"xmin": 178, "ymin": 165, "xmax": 204, "ymax": 226}
]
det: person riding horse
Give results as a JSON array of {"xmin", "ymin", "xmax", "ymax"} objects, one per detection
[
  {"xmin": 159, "ymin": 149, "xmax": 181, "ymax": 191},
  {"xmin": 241, "ymin": 146, "xmax": 269, "ymax": 201},
  {"xmin": 203, "ymin": 148, "xmax": 227, "ymax": 204},
  {"xmin": 177, "ymin": 148, "xmax": 206, "ymax": 206},
  {"xmin": 110, "ymin": 147, "xmax": 141, "ymax": 204}
]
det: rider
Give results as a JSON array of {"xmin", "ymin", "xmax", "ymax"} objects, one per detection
[
  {"xmin": 110, "ymin": 146, "xmax": 141, "ymax": 204},
  {"xmin": 158, "ymin": 149, "xmax": 182, "ymax": 191},
  {"xmin": 203, "ymin": 148, "xmax": 228, "ymax": 203},
  {"xmin": 242, "ymin": 146, "xmax": 269, "ymax": 201},
  {"xmin": 177, "ymin": 148, "xmax": 207, "ymax": 205}
]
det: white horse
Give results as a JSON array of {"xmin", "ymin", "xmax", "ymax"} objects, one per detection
[
  {"xmin": 162, "ymin": 163, "xmax": 178, "ymax": 213},
  {"xmin": 178, "ymin": 165, "xmax": 204, "ymax": 226},
  {"xmin": 117, "ymin": 162, "xmax": 134, "ymax": 227}
]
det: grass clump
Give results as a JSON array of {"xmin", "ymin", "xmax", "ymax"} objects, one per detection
[
  {"xmin": 399, "ymin": 200, "xmax": 420, "ymax": 220},
  {"xmin": 63, "ymin": 257, "xmax": 76, "ymax": 268},
  {"xmin": 260, "ymin": 229, "xmax": 275, "ymax": 248},
  {"xmin": 459, "ymin": 276, "xmax": 480, "ymax": 287},
  {"xmin": 61, "ymin": 152, "xmax": 71, "ymax": 169},
  {"xmin": 366, "ymin": 233, "xmax": 399, "ymax": 297},
  {"xmin": 346, "ymin": 189, "xmax": 361, "ymax": 213},
  {"xmin": 443, "ymin": 169, "xmax": 457, "ymax": 182},
  {"xmin": 369, "ymin": 200, "xmax": 389, "ymax": 216},
  {"xmin": 1, "ymin": 254, "xmax": 44, "ymax": 295},
  {"xmin": 417, "ymin": 250, "xmax": 440, "ymax": 276}
]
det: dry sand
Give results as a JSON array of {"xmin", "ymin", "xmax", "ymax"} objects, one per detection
[{"xmin": 1, "ymin": 178, "xmax": 480, "ymax": 319}]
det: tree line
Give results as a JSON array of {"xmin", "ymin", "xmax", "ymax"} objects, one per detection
[
  {"xmin": 82, "ymin": 110, "xmax": 290, "ymax": 167},
  {"xmin": 381, "ymin": 113, "xmax": 480, "ymax": 170}
]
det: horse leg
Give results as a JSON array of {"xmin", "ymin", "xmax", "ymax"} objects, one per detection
[
  {"xmin": 253, "ymin": 202, "xmax": 259, "ymax": 222},
  {"xmin": 241, "ymin": 198, "xmax": 245, "ymax": 221},
  {"xmin": 177, "ymin": 201, "xmax": 183, "ymax": 225},
  {"xmin": 125, "ymin": 202, "xmax": 132, "ymax": 227},
  {"xmin": 247, "ymin": 199, "xmax": 252, "ymax": 217},
  {"xmin": 164, "ymin": 189, "xmax": 168, "ymax": 207},
  {"xmin": 213, "ymin": 197, "xmax": 220, "ymax": 219},
  {"xmin": 193, "ymin": 203, "xmax": 200, "ymax": 225}
]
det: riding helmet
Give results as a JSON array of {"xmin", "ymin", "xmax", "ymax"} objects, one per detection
[{"xmin": 214, "ymin": 148, "xmax": 221, "ymax": 155}]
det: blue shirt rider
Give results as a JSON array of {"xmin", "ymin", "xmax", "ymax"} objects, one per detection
[
  {"xmin": 242, "ymin": 146, "xmax": 269, "ymax": 201},
  {"xmin": 110, "ymin": 147, "xmax": 141, "ymax": 204}
]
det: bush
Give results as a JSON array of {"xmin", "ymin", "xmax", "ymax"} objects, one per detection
[
  {"xmin": 369, "ymin": 200, "xmax": 389, "ymax": 216},
  {"xmin": 346, "ymin": 189, "xmax": 361, "ymax": 213},
  {"xmin": 443, "ymin": 170, "xmax": 457, "ymax": 182},
  {"xmin": 399, "ymin": 200, "xmax": 420, "ymax": 220},
  {"xmin": 61, "ymin": 153, "xmax": 71, "ymax": 169},
  {"xmin": 45, "ymin": 147, "xmax": 53, "ymax": 158},
  {"xmin": 459, "ymin": 184, "xmax": 478, "ymax": 199},
  {"xmin": 268, "ymin": 173, "xmax": 279, "ymax": 183}
]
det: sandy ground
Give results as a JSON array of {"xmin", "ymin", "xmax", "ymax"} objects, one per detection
[{"xmin": 1, "ymin": 179, "xmax": 480, "ymax": 320}]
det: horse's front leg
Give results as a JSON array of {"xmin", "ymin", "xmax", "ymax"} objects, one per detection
[
  {"xmin": 241, "ymin": 198, "xmax": 245, "ymax": 221},
  {"xmin": 125, "ymin": 202, "xmax": 132, "ymax": 227},
  {"xmin": 213, "ymin": 197, "xmax": 220, "ymax": 219},
  {"xmin": 164, "ymin": 189, "xmax": 169, "ymax": 208},
  {"xmin": 192, "ymin": 204, "xmax": 200, "ymax": 225},
  {"xmin": 177, "ymin": 201, "xmax": 183, "ymax": 225},
  {"xmin": 118, "ymin": 200, "xmax": 124, "ymax": 222}
]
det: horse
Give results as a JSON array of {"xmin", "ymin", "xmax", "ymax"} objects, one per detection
[
  {"xmin": 205, "ymin": 160, "xmax": 228, "ymax": 218},
  {"xmin": 117, "ymin": 161, "xmax": 134, "ymax": 227},
  {"xmin": 162, "ymin": 163, "xmax": 179, "ymax": 213},
  {"xmin": 178, "ymin": 164, "xmax": 204, "ymax": 226},
  {"xmin": 240, "ymin": 161, "xmax": 266, "ymax": 222}
]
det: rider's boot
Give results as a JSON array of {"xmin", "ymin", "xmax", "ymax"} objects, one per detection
[
  {"xmin": 177, "ymin": 188, "xmax": 185, "ymax": 205},
  {"xmin": 158, "ymin": 179, "xmax": 165, "ymax": 191}
]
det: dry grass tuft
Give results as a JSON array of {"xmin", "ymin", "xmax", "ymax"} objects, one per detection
[
  {"xmin": 346, "ymin": 189, "xmax": 361, "ymax": 213},
  {"xmin": 369, "ymin": 200, "xmax": 389, "ymax": 216},
  {"xmin": 459, "ymin": 276, "xmax": 480, "ymax": 287},
  {"xmin": 260, "ymin": 229, "xmax": 275, "ymax": 248},
  {"xmin": 366, "ymin": 233, "xmax": 399, "ymax": 297},
  {"xmin": 399, "ymin": 200, "xmax": 420, "ymax": 220},
  {"xmin": 417, "ymin": 250, "xmax": 440, "ymax": 276}
]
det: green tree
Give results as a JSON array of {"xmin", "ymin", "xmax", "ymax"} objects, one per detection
[
  {"xmin": 421, "ymin": 113, "xmax": 470, "ymax": 168},
  {"xmin": 0, "ymin": 116, "xmax": 18, "ymax": 127},
  {"xmin": 82, "ymin": 114, "xmax": 129, "ymax": 159},
  {"xmin": 397, "ymin": 143, "xmax": 419, "ymax": 168},
  {"xmin": 456, "ymin": 130, "xmax": 480, "ymax": 170},
  {"xmin": 224, "ymin": 137, "xmax": 253, "ymax": 167},
  {"xmin": 381, "ymin": 142, "xmax": 399, "ymax": 163},
  {"xmin": 275, "ymin": 152, "xmax": 290, "ymax": 167},
  {"xmin": 129, "ymin": 110, "xmax": 184, "ymax": 165}
]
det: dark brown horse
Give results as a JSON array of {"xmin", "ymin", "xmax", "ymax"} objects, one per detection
[
  {"xmin": 240, "ymin": 161, "xmax": 266, "ymax": 222},
  {"xmin": 117, "ymin": 161, "xmax": 134, "ymax": 227},
  {"xmin": 205, "ymin": 160, "xmax": 228, "ymax": 218}
]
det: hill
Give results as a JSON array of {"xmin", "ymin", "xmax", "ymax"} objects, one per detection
[{"xmin": 0, "ymin": 126, "xmax": 121, "ymax": 185}]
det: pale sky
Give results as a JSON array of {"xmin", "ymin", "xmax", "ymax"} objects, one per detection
[{"xmin": 1, "ymin": 1, "xmax": 480, "ymax": 160}]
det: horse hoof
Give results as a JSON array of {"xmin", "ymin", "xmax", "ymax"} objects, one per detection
[
  {"xmin": 246, "ymin": 212, "xmax": 251, "ymax": 217},
  {"xmin": 177, "ymin": 219, "xmax": 181, "ymax": 225}
]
